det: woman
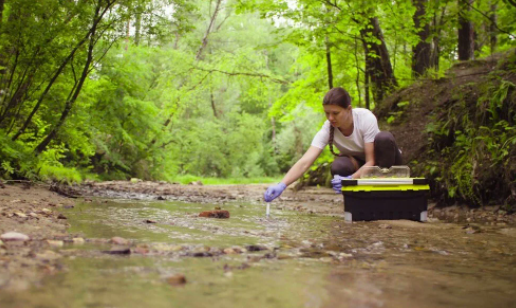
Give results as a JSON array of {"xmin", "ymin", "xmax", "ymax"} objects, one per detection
[{"xmin": 264, "ymin": 87, "xmax": 402, "ymax": 202}]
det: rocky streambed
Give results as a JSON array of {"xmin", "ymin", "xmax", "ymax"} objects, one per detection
[{"xmin": 1, "ymin": 181, "xmax": 515, "ymax": 307}]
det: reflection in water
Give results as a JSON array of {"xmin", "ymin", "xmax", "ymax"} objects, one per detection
[{"xmin": 1, "ymin": 199, "xmax": 515, "ymax": 308}]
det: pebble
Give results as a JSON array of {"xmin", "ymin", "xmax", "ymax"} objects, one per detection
[
  {"xmin": 224, "ymin": 271, "xmax": 234, "ymax": 278},
  {"xmin": 199, "ymin": 210, "xmax": 230, "ymax": 219},
  {"xmin": 245, "ymin": 245, "xmax": 268, "ymax": 252},
  {"xmin": 72, "ymin": 238, "xmax": 85, "ymax": 245},
  {"xmin": 14, "ymin": 212, "xmax": 27, "ymax": 218},
  {"xmin": 36, "ymin": 250, "xmax": 62, "ymax": 260},
  {"xmin": 223, "ymin": 248, "xmax": 237, "ymax": 254},
  {"xmin": 339, "ymin": 253, "xmax": 353, "ymax": 258},
  {"xmin": 132, "ymin": 246, "xmax": 149, "ymax": 254},
  {"xmin": 111, "ymin": 237, "xmax": 129, "ymax": 245},
  {"xmin": 166, "ymin": 274, "xmax": 187, "ymax": 286},
  {"xmin": 1, "ymin": 232, "xmax": 30, "ymax": 241},
  {"xmin": 46, "ymin": 240, "xmax": 64, "ymax": 247},
  {"xmin": 105, "ymin": 247, "xmax": 131, "ymax": 255},
  {"xmin": 277, "ymin": 254, "xmax": 293, "ymax": 260},
  {"xmin": 379, "ymin": 224, "xmax": 392, "ymax": 229}
]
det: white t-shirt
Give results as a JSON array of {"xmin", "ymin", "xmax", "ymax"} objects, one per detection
[{"xmin": 311, "ymin": 108, "xmax": 380, "ymax": 160}]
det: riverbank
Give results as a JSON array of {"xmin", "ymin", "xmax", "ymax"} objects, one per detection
[
  {"xmin": 0, "ymin": 183, "xmax": 77, "ymax": 291},
  {"xmin": 1, "ymin": 181, "xmax": 515, "ymax": 293}
]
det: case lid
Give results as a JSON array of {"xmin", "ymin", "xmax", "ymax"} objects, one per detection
[
  {"xmin": 341, "ymin": 178, "xmax": 430, "ymax": 192},
  {"xmin": 360, "ymin": 166, "xmax": 411, "ymax": 178}
]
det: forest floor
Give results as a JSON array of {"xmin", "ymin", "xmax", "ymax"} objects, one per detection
[{"xmin": 1, "ymin": 181, "xmax": 515, "ymax": 292}]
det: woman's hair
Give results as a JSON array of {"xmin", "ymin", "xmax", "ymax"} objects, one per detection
[{"xmin": 323, "ymin": 87, "xmax": 351, "ymax": 156}]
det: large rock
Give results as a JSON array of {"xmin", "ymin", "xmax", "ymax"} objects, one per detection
[{"xmin": 1, "ymin": 232, "xmax": 30, "ymax": 241}]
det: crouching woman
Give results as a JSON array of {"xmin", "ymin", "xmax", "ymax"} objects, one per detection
[{"xmin": 264, "ymin": 87, "xmax": 402, "ymax": 202}]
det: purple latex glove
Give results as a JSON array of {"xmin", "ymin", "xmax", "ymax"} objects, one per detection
[
  {"xmin": 331, "ymin": 175, "xmax": 352, "ymax": 194},
  {"xmin": 264, "ymin": 182, "xmax": 287, "ymax": 202}
]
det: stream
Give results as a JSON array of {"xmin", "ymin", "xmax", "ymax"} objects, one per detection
[{"xmin": 1, "ymin": 198, "xmax": 515, "ymax": 307}]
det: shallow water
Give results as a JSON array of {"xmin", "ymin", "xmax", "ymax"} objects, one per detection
[{"xmin": 1, "ymin": 199, "xmax": 516, "ymax": 307}]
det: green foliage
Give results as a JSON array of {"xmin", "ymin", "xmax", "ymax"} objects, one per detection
[{"xmin": 420, "ymin": 70, "xmax": 516, "ymax": 206}]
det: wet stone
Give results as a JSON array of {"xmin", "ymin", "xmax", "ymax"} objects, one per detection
[
  {"xmin": 14, "ymin": 212, "xmax": 27, "ymax": 218},
  {"xmin": 40, "ymin": 208, "xmax": 52, "ymax": 215},
  {"xmin": 191, "ymin": 252, "xmax": 213, "ymax": 257},
  {"xmin": 166, "ymin": 274, "xmax": 187, "ymax": 286},
  {"xmin": 111, "ymin": 237, "xmax": 129, "ymax": 245},
  {"xmin": 46, "ymin": 240, "xmax": 64, "ymax": 247},
  {"xmin": 245, "ymin": 245, "xmax": 268, "ymax": 252},
  {"xmin": 463, "ymin": 224, "xmax": 482, "ymax": 234},
  {"xmin": 132, "ymin": 246, "xmax": 149, "ymax": 254},
  {"xmin": 35, "ymin": 250, "xmax": 62, "ymax": 260},
  {"xmin": 199, "ymin": 210, "xmax": 230, "ymax": 219},
  {"xmin": 72, "ymin": 238, "xmax": 85, "ymax": 245},
  {"xmin": 223, "ymin": 248, "xmax": 239, "ymax": 255},
  {"xmin": 104, "ymin": 247, "xmax": 131, "ymax": 255}
]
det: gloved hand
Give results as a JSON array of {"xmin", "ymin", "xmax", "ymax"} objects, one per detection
[
  {"xmin": 264, "ymin": 182, "xmax": 287, "ymax": 202},
  {"xmin": 331, "ymin": 175, "xmax": 352, "ymax": 194}
]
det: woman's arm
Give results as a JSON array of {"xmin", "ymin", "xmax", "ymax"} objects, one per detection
[
  {"xmin": 351, "ymin": 142, "xmax": 375, "ymax": 179},
  {"xmin": 281, "ymin": 146, "xmax": 323, "ymax": 186}
]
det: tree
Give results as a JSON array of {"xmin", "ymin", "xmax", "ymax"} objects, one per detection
[
  {"xmin": 412, "ymin": 0, "xmax": 432, "ymax": 76},
  {"xmin": 360, "ymin": 17, "xmax": 398, "ymax": 103},
  {"xmin": 458, "ymin": 0, "xmax": 475, "ymax": 60}
]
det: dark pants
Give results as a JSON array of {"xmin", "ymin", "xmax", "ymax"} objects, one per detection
[{"xmin": 330, "ymin": 131, "xmax": 402, "ymax": 176}]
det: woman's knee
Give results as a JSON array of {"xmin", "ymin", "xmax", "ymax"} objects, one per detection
[
  {"xmin": 374, "ymin": 131, "xmax": 403, "ymax": 167},
  {"xmin": 331, "ymin": 157, "xmax": 356, "ymax": 176},
  {"xmin": 374, "ymin": 131, "xmax": 395, "ymax": 145}
]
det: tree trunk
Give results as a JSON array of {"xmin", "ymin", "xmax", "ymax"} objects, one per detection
[
  {"xmin": 360, "ymin": 17, "xmax": 397, "ymax": 104},
  {"xmin": 135, "ymin": 11, "xmax": 142, "ymax": 46},
  {"xmin": 35, "ymin": 1, "xmax": 105, "ymax": 153},
  {"xmin": 354, "ymin": 37, "xmax": 362, "ymax": 107},
  {"xmin": 412, "ymin": 0, "xmax": 432, "ymax": 76},
  {"xmin": 325, "ymin": 36, "xmax": 333, "ymax": 89},
  {"xmin": 0, "ymin": 0, "xmax": 4, "ymax": 31},
  {"xmin": 125, "ymin": 19, "xmax": 130, "ymax": 50},
  {"xmin": 364, "ymin": 69, "xmax": 370, "ymax": 110},
  {"xmin": 430, "ymin": 11, "xmax": 440, "ymax": 70},
  {"xmin": 264, "ymin": 50, "xmax": 277, "ymax": 154},
  {"xmin": 196, "ymin": 0, "xmax": 222, "ymax": 60},
  {"xmin": 505, "ymin": 0, "xmax": 516, "ymax": 9},
  {"xmin": 458, "ymin": 0, "xmax": 475, "ymax": 61},
  {"xmin": 35, "ymin": 43, "xmax": 95, "ymax": 153},
  {"xmin": 210, "ymin": 90, "xmax": 218, "ymax": 118},
  {"xmin": 12, "ymin": 0, "xmax": 115, "ymax": 141},
  {"xmin": 489, "ymin": 2, "xmax": 497, "ymax": 53},
  {"xmin": 0, "ymin": 74, "xmax": 33, "ymax": 127}
]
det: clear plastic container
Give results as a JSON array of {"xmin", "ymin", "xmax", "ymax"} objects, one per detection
[{"xmin": 360, "ymin": 166, "xmax": 410, "ymax": 178}]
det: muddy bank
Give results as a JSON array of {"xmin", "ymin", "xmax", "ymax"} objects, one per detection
[{"xmin": 0, "ymin": 183, "xmax": 78, "ymax": 291}]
